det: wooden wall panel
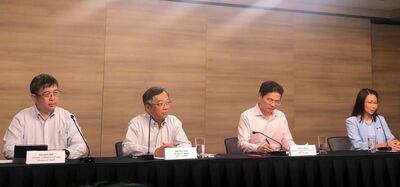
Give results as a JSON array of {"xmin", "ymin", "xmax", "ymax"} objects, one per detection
[
  {"xmin": 0, "ymin": 0, "xmax": 398, "ymax": 157},
  {"xmin": 204, "ymin": 7, "xmax": 371, "ymax": 151},
  {"xmin": 293, "ymin": 14, "xmax": 372, "ymax": 144},
  {"xmin": 205, "ymin": 7, "xmax": 295, "ymax": 152},
  {"xmin": 102, "ymin": 0, "xmax": 206, "ymax": 156},
  {"xmin": 372, "ymin": 24, "xmax": 400, "ymax": 139},
  {"xmin": 0, "ymin": 0, "xmax": 105, "ymax": 158}
]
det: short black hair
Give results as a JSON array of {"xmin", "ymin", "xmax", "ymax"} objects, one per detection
[
  {"xmin": 351, "ymin": 88, "xmax": 379, "ymax": 122},
  {"xmin": 259, "ymin": 81, "xmax": 284, "ymax": 97},
  {"xmin": 142, "ymin": 87, "xmax": 170, "ymax": 105},
  {"xmin": 30, "ymin": 73, "xmax": 59, "ymax": 94}
]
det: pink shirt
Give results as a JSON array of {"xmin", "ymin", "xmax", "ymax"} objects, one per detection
[{"xmin": 238, "ymin": 104, "xmax": 295, "ymax": 152}]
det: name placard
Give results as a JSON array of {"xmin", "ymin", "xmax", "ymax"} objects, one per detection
[
  {"xmin": 289, "ymin": 145, "xmax": 317, "ymax": 156},
  {"xmin": 26, "ymin": 150, "xmax": 65, "ymax": 164},
  {"xmin": 164, "ymin": 147, "xmax": 197, "ymax": 160}
]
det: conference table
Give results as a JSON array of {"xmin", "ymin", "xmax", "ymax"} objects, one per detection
[{"xmin": 0, "ymin": 151, "xmax": 399, "ymax": 187}]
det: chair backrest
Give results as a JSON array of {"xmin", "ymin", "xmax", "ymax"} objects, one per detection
[
  {"xmin": 224, "ymin": 137, "xmax": 243, "ymax": 154},
  {"xmin": 327, "ymin": 136, "xmax": 352, "ymax": 151},
  {"xmin": 115, "ymin": 141, "xmax": 123, "ymax": 157}
]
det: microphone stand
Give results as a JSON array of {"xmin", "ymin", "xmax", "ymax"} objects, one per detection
[
  {"xmin": 252, "ymin": 131, "xmax": 287, "ymax": 156},
  {"xmin": 377, "ymin": 116, "xmax": 392, "ymax": 151},
  {"xmin": 70, "ymin": 115, "xmax": 95, "ymax": 163},
  {"xmin": 139, "ymin": 115, "xmax": 154, "ymax": 160}
]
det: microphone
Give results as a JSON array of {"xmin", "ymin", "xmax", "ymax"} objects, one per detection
[
  {"xmin": 377, "ymin": 116, "xmax": 392, "ymax": 151},
  {"xmin": 70, "ymin": 115, "xmax": 95, "ymax": 163},
  {"xmin": 136, "ymin": 115, "xmax": 154, "ymax": 160},
  {"xmin": 252, "ymin": 131, "xmax": 287, "ymax": 156}
]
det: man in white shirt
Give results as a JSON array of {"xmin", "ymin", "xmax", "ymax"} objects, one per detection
[
  {"xmin": 122, "ymin": 87, "xmax": 192, "ymax": 157},
  {"xmin": 3, "ymin": 73, "xmax": 88, "ymax": 159}
]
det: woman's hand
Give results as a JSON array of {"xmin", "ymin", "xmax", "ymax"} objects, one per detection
[{"xmin": 388, "ymin": 139, "xmax": 400, "ymax": 150}]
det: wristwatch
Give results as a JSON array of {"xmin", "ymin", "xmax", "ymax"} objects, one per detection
[{"xmin": 64, "ymin": 149, "xmax": 70, "ymax": 159}]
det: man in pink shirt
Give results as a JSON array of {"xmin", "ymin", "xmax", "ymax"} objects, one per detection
[{"xmin": 238, "ymin": 81, "xmax": 295, "ymax": 153}]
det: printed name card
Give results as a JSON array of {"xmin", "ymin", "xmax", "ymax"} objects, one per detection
[
  {"xmin": 164, "ymin": 147, "xmax": 197, "ymax": 160},
  {"xmin": 289, "ymin": 145, "xmax": 317, "ymax": 156},
  {"xmin": 26, "ymin": 150, "xmax": 65, "ymax": 164}
]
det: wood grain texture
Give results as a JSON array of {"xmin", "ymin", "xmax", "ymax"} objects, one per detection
[
  {"xmin": 205, "ymin": 6, "xmax": 295, "ymax": 152},
  {"xmin": 102, "ymin": 0, "xmax": 206, "ymax": 156},
  {"xmin": 0, "ymin": 0, "xmax": 105, "ymax": 159},
  {"xmin": 0, "ymin": 0, "xmax": 398, "ymax": 157},
  {"xmin": 293, "ymin": 14, "xmax": 372, "ymax": 145},
  {"xmin": 371, "ymin": 24, "xmax": 400, "ymax": 140}
]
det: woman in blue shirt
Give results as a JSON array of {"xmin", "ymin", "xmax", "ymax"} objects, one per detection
[{"xmin": 346, "ymin": 88, "xmax": 400, "ymax": 151}]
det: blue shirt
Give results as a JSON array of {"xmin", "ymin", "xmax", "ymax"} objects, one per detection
[{"xmin": 346, "ymin": 115, "xmax": 395, "ymax": 150}]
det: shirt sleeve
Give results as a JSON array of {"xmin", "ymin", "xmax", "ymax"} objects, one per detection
[
  {"xmin": 346, "ymin": 117, "xmax": 367, "ymax": 150},
  {"xmin": 2, "ymin": 117, "xmax": 24, "ymax": 159},
  {"xmin": 122, "ymin": 119, "xmax": 153, "ymax": 156},
  {"xmin": 280, "ymin": 116, "xmax": 295, "ymax": 150},
  {"xmin": 172, "ymin": 119, "xmax": 192, "ymax": 148},
  {"xmin": 65, "ymin": 116, "xmax": 88, "ymax": 159},
  {"xmin": 378, "ymin": 116, "xmax": 396, "ymax": 141},
  {"xmin": 237, "ymin": 113, "xmax": 258, "ymax": 152}
]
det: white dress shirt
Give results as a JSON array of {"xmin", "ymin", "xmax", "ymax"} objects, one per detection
[
  {"xmin": 3, "ymin": 105, "xmax": 88, "ymax": 159},
  {"xmin": 122, "ymin": 113, "xmax": 192, "ymax": 156}
]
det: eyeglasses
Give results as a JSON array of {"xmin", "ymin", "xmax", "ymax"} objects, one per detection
[
  {"xmin": 265, "ymin": 98, "xmax": 281, "ymax": 106},
  {"xmin": 36, "ymin": 90, "xmax": 62, "ymax": 99},
  {"xmin": 150, "ymin": 101, "xmax": 172, "ymax": 108}
]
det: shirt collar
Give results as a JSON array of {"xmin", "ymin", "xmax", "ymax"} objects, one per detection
[
  {"xmin": 145, "ymin": 113, "xmax": 167, "ymax": 127},
  {"xmin": 254, "ymin": 103, "xmax": 277, "ymax": 119},
  {"xmin": 33, "ymin": 105, "xmax": 55, "ymax": 120},
  {"xmin": 355, "ymin": 114, "xmax": 372, "ymax": 121}
]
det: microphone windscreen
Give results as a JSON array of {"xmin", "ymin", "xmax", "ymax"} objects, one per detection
[{"xmin": 377, "ymin": 146, "xmax": 392, "ymax": 151}]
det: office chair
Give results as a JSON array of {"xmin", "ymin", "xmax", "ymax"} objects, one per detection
[
  {"xmin": 224, "ymin": 137, "xmax": 243, "ymax": 154},
  {"xmin": 115, "ymin": 141, "xmax": 124, "ymax": 157},
  {"xmin": 327, "ymin": 136, "xmax": 352, "ymax": 151}
]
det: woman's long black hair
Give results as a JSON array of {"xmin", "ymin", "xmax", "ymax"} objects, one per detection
[{"xmin": 351, "ymin": 88, "xmax": 379, "ymax": 122}]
